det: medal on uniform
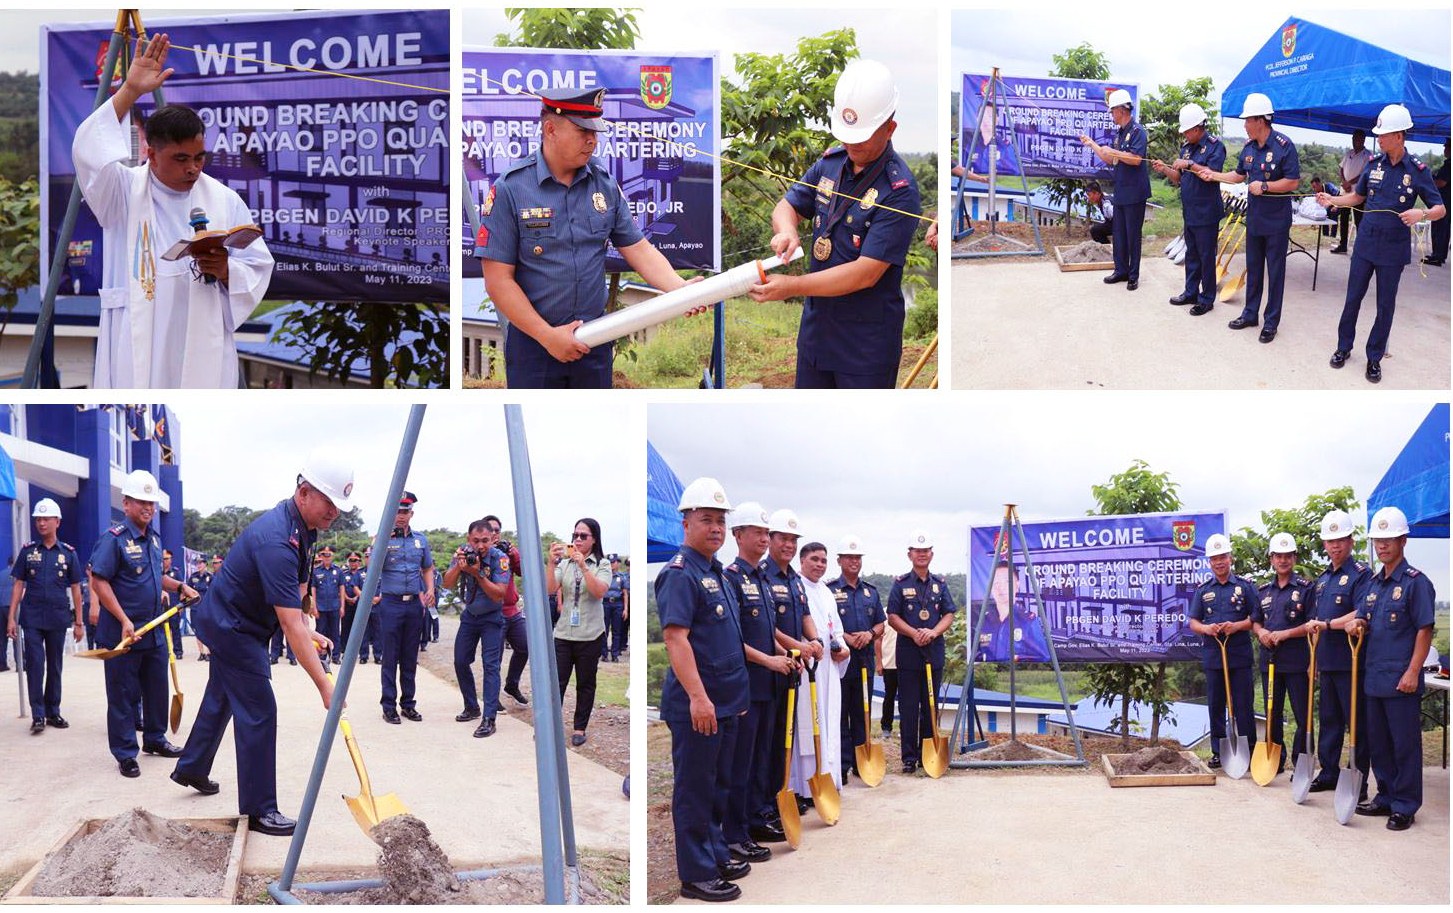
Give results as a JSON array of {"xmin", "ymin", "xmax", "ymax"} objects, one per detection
[
  {"xmin": 1339, "ymin": 575, "xmax": 1348, "ymax": 585},
  {"xmin": 715, "ymin": 604, "xmax": 724, "ymax": 616},
  {"xmin": 813, "ymin": 235, "xmax": 832, "ymax": 260},
  {"xmin": 1403, "ymin": 174, "xmax": 1412, "ymax": 187},
  {"xmin": 751, "ymin": 608, "xmax": 759, "ymax": 617},
  {"xmin": 1393, "ymin": 586, "xmax": 1402, "ymax": 600},
  {"xmin": 1265, "ymin": 151, "xmax": 1273, "ymax": 163},
  {"xmin": 592, "ymin": 192, "xmax": 607, "ymax": 213},
  {"xmin": 918, "ymin": 609, "xmax": 930, "ymax": 621},
  {"xmin": 532, "ymin": 245, "xmax": 543, "ymax": 256}
]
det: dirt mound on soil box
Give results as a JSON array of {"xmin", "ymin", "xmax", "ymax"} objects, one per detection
[
  {"xmin": 1110, "ymin": 747, "xmax": 1202, "ymax": 775},
  {"xmin": 31, "ymin": 807, "xmax": 230, "ymax": 898},
  {"xmin": 371, "ymin": 814, "xmax": 464, "ymax": 904},
  {"xmin": 972, "ymin": 740, "xmax": 1044, "ymax": 762},
  {"xmin": 1058, "ymin": 240, "xmax": 1113, "ymax": 263}
]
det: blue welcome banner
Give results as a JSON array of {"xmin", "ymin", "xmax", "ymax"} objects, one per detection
[
  {"xmin": 960, "ymin": 73, "xmax": 1138, "ymax": 180},
  {"xmin": 968, "ymin": 510, "xmax": 1227, "ymax": 663}
]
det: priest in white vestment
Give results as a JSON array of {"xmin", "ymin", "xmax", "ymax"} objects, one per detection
[
  {"xmin": 72, "ymin": 33, "xmax": 272, "ymax": 388},
  {"xmin": 790, "ymin": 542, "xmax": 850, "ymax": 794}
]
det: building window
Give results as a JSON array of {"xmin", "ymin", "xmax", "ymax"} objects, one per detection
[{"xmin": 108, "ymin": 410, "xmax": 128, "ymax": 471}]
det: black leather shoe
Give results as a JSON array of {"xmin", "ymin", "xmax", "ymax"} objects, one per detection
[
  {"xmin": 1329, "ymin": 350, "xmax": 1349, "ymax": 369},
  {"xmin": 401, "ymin": 708, "xmax": 423, "ymax": 722},
  {"xmin": 718, "ymin": 860, "xmax": 750, "ymax": 882},
  {"xmin": 456, "ymin": 708, "xmax": 481, "ymax": 723},
  {"xmin": 1169, "ymin": 292, "xmax": 1195, "ymax": 305},
  {"xmin": 1307, "ymin": 778, "xmax": 1336, "ymax": 793},
  {"xmin": 1227, "ymin": 316, "xmax": 1257, "ymax": 330},
  {"xmin": 270, "ymin": 657, "xmax": 279, "ymax": 665},
  {"xmin": 903, "ymin": 760, "xmax": 918, "ymax": 774},
  {"xmin": 504, "ymin": 684, "xmax": 529, "ymax": 705},
  {"xmin": 748, "ymin": 823, "xmax": 786, "ymax": 844},
  {"xmin": 1258, "ymin": 328, "xmax": 1277, "ymax": 344},
  {"xmin": 143, "ymin": 741, "xmax": 184, "ymax": 758},
  {"xmin": 680, "ymin": 879, "xmax": 740, "ymax": 902},
  {"xmin": 1365, "ymin": 360, "xmax": 1382, "ymax": 383},
  {"xmin": 46, "ymin": 716, "xmax": 69, "ymax": 729},
  {"xmin": 248, "ymin": 811, "xmax": 297, "ymax": 837},
  {"xmin": 288, "ymin": 658, "xmax": 297, "ymax": 665},
  {"xmin": 571, "ymin": 731, "xmax": 588, "ymax": 747},
  {"xmin": 30, "ymin": 719, "xmax": 45, "ymax": 735},
  {"xmin": 171, "ymin": 769, "xmax": 221, "ymax": 795},
  {"xmin": 1126, "ymin": 279, "xmax": 1139, "ymax": 291},
  {"xmin": 1102, "ymin": 274, "xmax": 1128, "ymax": 284},
  {"xmin": 1387, "ymin": 813, "xmax": 1415, "ymax": 831},
  {"xmin": 383, "ymin": 709, "xmax": 401, "ymax": 724},
  {"xmin": 1354, "ymin": 801, "xmax": 1392, "ymax": 817},
  {"xmin": 1207, "ymin": 755, "xmax": 1221, "ymax": 770},
  {"xmin": 474, "ymin": 717, "xmax": 497, "ymax": 738},
  {"xmin": 1329, "ymin": 245, "xmax": 1347, "ymax": 254},
  {"xmin": 728, "ymin": 841, "xmax": 771, "ymax": 863},
  {"xmin": 1189, "ymin": 303, "xmax": 1214, "ymax": 316},
  {"xmin": 118, "ymin": 758, "xmax": 141, "ymax": 778}
]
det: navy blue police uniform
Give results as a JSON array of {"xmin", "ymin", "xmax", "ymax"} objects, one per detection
[
  {"xmin": 828, "ymin": 574, "xmax": 884, "ymax": 775},
  {"xmin": 604, "ymin": 568, "xmax": 628, "ymax": 661},
  {"xmin": 1188, "ymin": 573, "xmax": 1259, "ymax": 758},
  {"xmin": 173, "ymin": 498, "xmax": 315, "ymax": 817},
  {"xmin": 763, "ymin": 560, "xmax": 810, "ymax": 817},
  {"xmin": 722, "ymin": 555, "xmax": 782, "ymax": 846},
  {"xmin": 888, "ymin": 570, "xmax": 956, "ymax": 768},
  {"xmin": 186, "ymin": 565, "xmax": 212, "ymax": 638},
  {"xmin": 1310, "ymin": 557, "xmax": 1372, "ymax": 787},
  {"xmin": 1176, "ymin": 133, "xmax": 1227, "ymax": 306},
  {"xmin": 478, "ymin": 149, "xmax": 645, "ymax": 389},
  {"xmin": 379, "ymin": 523, "xmax": 433, "ymax": 716},
  {"xmin": 344, "ymin": 563, "xmax": 376, "ymax": 662},
  {"xmin": 338, "ymin": 561, "xmax": 361, "ymax": 660},
  {"xmin": 1357, "ymin": 560, "xmax": 1436, "ymax": 817},
  {"xmin": 311, "ymin": 559, "xmax": 345, "ymax": 662},
  {"xmin": 454, "ymin": 545, "xmax": 511, "ymax": 719},
  {"xmin": 1430, "ymin": 157, "xmax": 1450, "ymax": 262},
  {"xmin": 657, "ymin": 546, "xmax": 749, "ymax": 886},
  {"xmin": 1336, "ymin": 152, "xmax": 1444, "ymax": 366},
  {"xmin": 1109, "ymin": 119, "xmax": 1151, "ymax": 283},
  {"xmin": 1252, "ymin": 574, "xmax": 1314, "ymax": 767},
  {"xmin": 782, "ymin": 144, "xmax": 921, "ymax": 389},
  {"xmin": 89, "ymin": 519, "xmax": 172, "ymax": 763},
  {"xmin": 1232, "ymin": 130, "xmax": 1300, "ymax": 333},
  {"xmin": 163, "ymin": 561, "xmax": 184, "ymax": 658},
  {"xmin": 11, "ymin": 539, "xmax": 81, "ymax": 723}
]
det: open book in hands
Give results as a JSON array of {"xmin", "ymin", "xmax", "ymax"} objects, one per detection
[{"xmin": 160, "ymin": 224, "xmax": 263, "ymax": 261}]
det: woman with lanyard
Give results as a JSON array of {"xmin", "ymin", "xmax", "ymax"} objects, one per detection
[{"xmin": 547, "ymin": 518, "xmax": 612, "ymax": 746}]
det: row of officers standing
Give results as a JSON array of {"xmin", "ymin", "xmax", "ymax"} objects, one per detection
[{"xmin": 656, "ymin": 478, "xmax": 955, "ymax": 902}]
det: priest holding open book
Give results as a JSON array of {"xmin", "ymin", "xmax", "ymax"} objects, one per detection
[{"xmin": 73, "ymin": 33, "xmax": 273, "ymax": 388}]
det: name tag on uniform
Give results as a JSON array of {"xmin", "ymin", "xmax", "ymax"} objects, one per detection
[{"xmin": 700, "ymin": 577, "xmax": 719, "ymax": 592}]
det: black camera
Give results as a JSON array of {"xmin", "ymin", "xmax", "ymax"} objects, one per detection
[{"xmin": 461, "ymin": 547, "xmax": 481, "ymax": 566}]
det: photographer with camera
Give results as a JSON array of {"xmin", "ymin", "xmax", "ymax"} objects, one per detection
[
  {"xmin": 484, "ymin": 517, "xmax": 531, "ymax": 705},
  {"xmin": 546, "ymin": 518, "xmax": 612, "ymax": 747},
  {"xmin": 445, "ymin": 519, "xmax": 512, "ymax": 738}
]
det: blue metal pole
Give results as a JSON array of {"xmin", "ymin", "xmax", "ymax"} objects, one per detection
[
  {"xmin": 504, "ymin": 404, "xmax": 571, "ymax": 905},
  {"xmin": 275, "ymin": 404, "xmax": 427, "ymax": 893},
  {"xmin": 711, "ymin": 301, "xmax": 725, "ymax": 388}
]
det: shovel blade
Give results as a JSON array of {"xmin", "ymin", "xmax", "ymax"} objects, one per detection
[
  {"xmin": 170, "ymin": 694, "xmax": 183, "ymax": 734},
  {"xmin": 775, "ymin": 789, "xmax": 802, "ymax": 849},
  {"xmin": 1333, "ymin": 770, "xmax": 1361, "ymax": 825},
  {"xmin": 1291, "ymin": 754, "xmax": 1314, "ymax": 804},
  {"xmin": 808, "ymin": 774, "xmax": 841, "ymax": 826},
  {"xmin": 854, "ymin": 742, "xmax": 885, "ymax": 788},
  {"xmin": 75, "ymin": 646, "xmax": 128, "ymax": 660},
  {"xmin": 1250, "ymin": 743, "xmax": 1281, "ymax": 786},
  {"xmin": 1221, "ymin": 736, "xmax": 1250, "ymax": 780},
  {"xmin": 922, "ymin": 736, "xmax": 948, "ymax": 779},
  {"xmin": 347, "ymin": 791, "xmax": 409, "ymax": 840}
]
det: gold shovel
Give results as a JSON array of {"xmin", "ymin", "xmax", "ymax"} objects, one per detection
[
  {"xmin": 774, "ymin": 672, "xmax": 803, "ymax": 849},
  {"xmin": 76, "ymin": 605, "xmax": 180, "ymax": 660},
  {"xmin": 1251, "ymin": 662, "xmax": 1282, "ymax": 786},
  {"xmin": 805, "ymin": 659, "xmax": 840, "ymax": 826},
  {"xmin": 162, "ymin": 620, "xmax": 184, "ymax": 733},
  {"xmin": 323, "ymin": 662, "xmax": 409, "ymax": 839},
  {"xmin": 922, "ymin": 665, "xmax": 949, "ymax": 779},
  {"xmin": 854, "ymin": 666, "xmax": 885, "ymax": 787}
]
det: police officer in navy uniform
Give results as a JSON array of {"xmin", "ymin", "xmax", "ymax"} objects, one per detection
[
  {"xmin": 186, "ymin": 555, "xmax": 212, "ymax": 646},
  {"xmin": 1186, "ymin": 533, "xmax": 1257, "ymax": 768},
  {"xmin": 89, "ymin": 470, "xmax": 195, "ymax": 777},
  {"xmin": 887, "ymin": 530, "xmax": 956, "ymax": 774},
  {"xmin": 479, "ymin": 88, "xmax": 694, "ymax": 389},
  {"xmin": 658, "ymin": 478, "xmax": 750, "ymax": 902},
  {"xmin": 1346, "ymin": 506, "xmax": 1435, "ymax": 830},
  {"xmin": 162, "ymin": 549, "xmax": 184, "ymax": 659},
  {"xmin": 721, "ymin": 502, "xmax": 796, "ymax": 862},
  {"xmin": 445, "ymin": 518, "xmax": 511, "ymax": 737},
  {"xmin": 7, "ymin": 499, "xmax": 84, "ymax": 734},
  {"xmin": 760, "ymin": 509, "xmax": 821, "ymax": 823},
  {"xmin": 1251, "ymin": 533, "xmax": 1314, "ymax": 774},
  {"xmin": 603, "ymin": 554, "xmax": 628, "ymax": 662},
  {"xmin": 751, "ymin": 59, "xmax": 922, "ymax": 388},
  {"xmin": 340, "ymin": 551, "xmax": 364, "ymax": 662},
  {"xmin": 171, "ymin": 451, "xmax": 348, "ymax": 837},
  {"xmin": 1080, "ymin": 88, "xmax": 1150, "ymax": 290},
  {"xmin": 1316, "ymin": 104, "xmax": 1446, "ymax": 383},
  {"xmin": 310, "ymin": 547, "xmax": 346, "ymax": 664},
  {"xmin": 377, "ymin": 491, "xmax": 435, "ymax": 724},
  {"xmin": 1153, "ymin": 103, "xmax": 1227, "ymax": 313},
  {"xmin": 828, "ymin": 534, "xmax": 883, "ymax": 780},
  {"xmin": 1303, "ymin": 509, "xmax": 1373, "ymax": 795},
  {"xmin": 1198, "ymin": 92, "xmax": 1300, "ymax": 343}
]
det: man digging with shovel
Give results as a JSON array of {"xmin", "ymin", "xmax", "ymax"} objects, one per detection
[{"xmin": 1188, "ymin": 534, "xmax": 1256, "ymax": 774}]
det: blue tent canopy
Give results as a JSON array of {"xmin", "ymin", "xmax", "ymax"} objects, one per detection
[
  {"xmin": 1368, "ymin": 403, "xmax": 1450, "ymax": 539},
  {"xmin": 1223, "ymin": 18, "xmax": 1451, "ymax": 142},
  {"xmin": 0, "ymin": 443, "xmax": 15, "ymax": 499},
  {"xmin": 647, "ymin": 441, "xmax": 685, "ymax": 563}
]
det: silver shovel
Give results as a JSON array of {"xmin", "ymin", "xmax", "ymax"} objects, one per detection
[
  {"xmin": 14, "ymin": 629, "xmax": 25, "ymax": 719},
  {"xmin": 1334, "ymin": 629, "xmax": 1364, "ymax": 825},
  {"xmin": 1217, "ymin": 634, "xmax": 1250, "ymax": 779},
  {"xmin": 1291, "ymin": 629, "xmax": 1319, "ymax": 804}
]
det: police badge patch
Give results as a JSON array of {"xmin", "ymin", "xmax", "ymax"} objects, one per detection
[{"xmin": 592, "ymin": 192, "xmax": 608, "ymax": 214}]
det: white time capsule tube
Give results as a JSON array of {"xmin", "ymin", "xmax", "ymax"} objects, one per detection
[{"xmin": 574, "ymin": 248, "xmax": 805, "ymax": 348}]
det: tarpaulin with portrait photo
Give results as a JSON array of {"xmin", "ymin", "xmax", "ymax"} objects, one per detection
[{"xmin": 960, "ymin": 73, "xmax": 1138, "ymax": 180}]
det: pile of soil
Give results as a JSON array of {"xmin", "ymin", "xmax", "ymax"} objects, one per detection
[
  {"xmin": 970, "ymin": 740, "xmax": 1048, "ymax": 762},
  {"xmin": 1107, "ymin": 747, "xmax": 1203, "ymax": 776},
  {"xmin": 371, "ymin": 815, "xmax": 464, "ymax": 904},
  {"xmin": 1057, "ymin": 240, "xmax": 1114, "ymax": 263},
  {"xmin": 31, "ymin": 808, "xmax": 230, "ymax": 898}
]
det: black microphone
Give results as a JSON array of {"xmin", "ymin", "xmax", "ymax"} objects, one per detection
[{"xmin": 189, "ymin": 207, "xmax": 216, "ymax": 284}]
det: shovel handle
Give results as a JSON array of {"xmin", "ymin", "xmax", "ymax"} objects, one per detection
[
  {"xmin": 780, "ymin": 685, "xmax": 797, "ymax": 791},
  {"xmin": 1347, "ymin": 629, "xmax": 1362, "ymax": 749}
]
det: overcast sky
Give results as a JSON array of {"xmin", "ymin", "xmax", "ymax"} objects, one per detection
[
  {"xmin": 168, "ymin": 401, "xmax": 631, "ymax": 555},
  {"xmin": 951, "ymin": 9, "xmax": 1450, "ymax": 156},
  {"xmin": 648, "ymin": 394, "xmax": 1449, "ymax": 587}
]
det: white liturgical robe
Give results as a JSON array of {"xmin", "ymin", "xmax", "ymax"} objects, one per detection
[{"xmin": 790, "ymin": 574, "xmax": 848, "ymax": 794}]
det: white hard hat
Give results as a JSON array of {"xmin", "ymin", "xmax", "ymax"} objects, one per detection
[
  {"xmin": 1105, "ymin": 88, "xmax": 1133, "ymax": 110},
  {"xmin": 767, "ymin": 509, "xmax": 802, "ymax": 536},
  {"xmin": 1205, "ymin": 533, "xmax": 1233, "ymax": 557},
  {"xmin": 727, "ymin": 500, "xmax": 769, "ymax": 530},
  {"xmin": 1238, "ymin": 92, "xmax": 1274, "ymax": 119},
  {"xmin": 830, "ymin": 58, "xmax": 899, "ymax": 144},
  {"xmin": 678, "ymin": 477, "xmax": 731, "ymax": 513},
  {"xmin": 1372, "ymin": 103, "xmax": 1414, "ymax": 136},
  {"xmin": 32, "ymin": 498, "xmax": 61, "ymax": 519},
  {"xmin": 907, "ymin": 529, "xmax": 934, "ymax": 549},
  {"xmin": 1320, "ymin": 509, "xmax": 1354, "ymax": 540},
  {"xmin": 1367, "ymin": 506, "xmax": 1410, "ymax": 539},
  {"xmin": 121, "ymin": 469, "xmax": 161, "ymax": 502},
  {"xmin": 1178, "ymin": 103, "xmax": 1208, "ymax": 133},
  {"xmin": 1268, "ymin": 532, "xmax": 1298, "ymax": 554},
  {"xmin": 299, "ymin": 449, "xmax": 355, "ymax": 512},
  {"xmin": 837, "ymin": 534, "xmax": 864, "ymax": 556}
]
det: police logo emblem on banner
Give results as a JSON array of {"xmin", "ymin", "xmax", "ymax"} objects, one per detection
[
  {"xmin": 592, "ymin": 192, "xmax": 607, "ymax": 214},
  {"xmin": 641, "ymin": 65, "xmax": 673, "ymax": 110},
  {"xmin": 1281, "ymin": 22, "xmax": 1298, "ymax": 57},
  {"xmin": 1172, "ymin": 521, "xmax": 1196, "ymax": 551}
]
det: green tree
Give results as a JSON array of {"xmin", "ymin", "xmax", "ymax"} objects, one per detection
[
  {"xmin": 1229, "ymin": 486, "xmax": 1363, "ymax": 584},
  {"xmin": 1044, "ymin": 44, "xmax": 1111, "ymax": 226},
  {"xmin": 271, "ymin": 303, "xmax": 447, "ymax": 388},
  {"xmin": 494, "ymin": 8, "xmax": 641, "ymax": 49},
  {"xmin": 0, "ymin": 178, "xmax": 40, "ymax": 339},
  {"xmin": 1083, "ymin": 459, "xmax": 1183, "ymax": 745},
  {"xmin": 1140, "ymin": 77, "xmax": 1219, "ymax": 168}
]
